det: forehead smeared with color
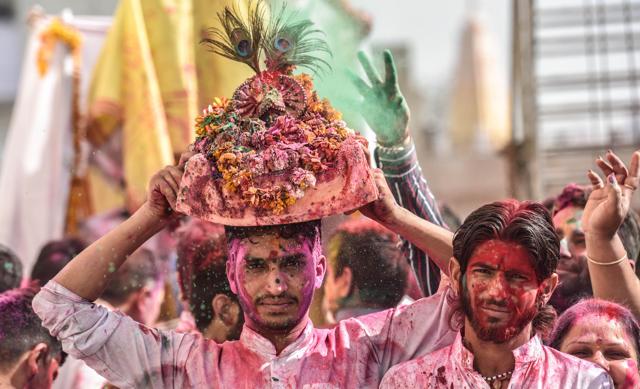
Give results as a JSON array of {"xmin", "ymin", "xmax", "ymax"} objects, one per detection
[{"xmin": 225, "ymin": 220, "xmax": 322, "ymax": 262}]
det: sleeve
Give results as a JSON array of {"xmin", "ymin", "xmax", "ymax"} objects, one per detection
[
  {"xmin": 32, "ymin": 281, "xmax": 203, "ymax": 389},
  {"xmin": 347, "ymin": 287, "xmax": 457, "ymax": 382},
  {"xmin": 375, "ymin": 141, "xmax": 447, "ymax": 296}
]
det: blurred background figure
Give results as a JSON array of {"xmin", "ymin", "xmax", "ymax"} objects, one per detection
[
  {"xmin": 0, "ymin": 286, "xmax": 63, "ymax": 389},
  {"xmin": 30, "ymin": 238, "xmax": 86, "ymax": 286},
  {"xmin": 99, "ymin": 248, "xmax": 165, "ymax": 327},
  {"xmin": 549, "ymin": 299, "xmax": 640, "ymax": 389},
  {"xmin": 174, "ymin": 218, "xmax": 243, "ymax": 342},
  {"xmin": 0, "ymin": 244, "xmax": 22, "ymax": 293},
  {"xmin": 322, "ymin": 217, "xmax": 409, "ymax": 325},
  {"xmin": 549, "ymin": 183, "xmax": 640, "ymax": 314}
]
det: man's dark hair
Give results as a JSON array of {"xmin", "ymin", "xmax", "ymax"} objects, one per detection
[
  {"xmin": 452, "ymin": 200, "xmax": 559, "ymax": 336},
  {"xmin": 553, "ymin": 183, "xmax": 588, "ymax": 215},
  {"xmin": 327, "ymin": 218, "xmax": 407, "ymax": 309},
  {"xmin": 548, "ymin": 298, "xmax": 640, "ymax": 361},
  {"xmin": 176, "ymin": 219, "xmax": 238, "ymax": 332},
  {"xmin": 0, "ymin": 286, "xmax": 62, "ymax": 371},
  {"xmin": 0, "ymin": 245, "xmax": 22, "ymax": 293},
  {"xmin": 101, "ymin": 248, "xmax": 163, "ymax": 306},
  {"xmin": 31, "ymin": 238, "xmax": 86, "ymax": 285},
  {"xmin": 225, "ymin": 220, "xmax": 322, "ymax": 261}
]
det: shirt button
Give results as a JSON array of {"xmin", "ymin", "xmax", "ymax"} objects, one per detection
[{"xmin": 272, "ymin": 377, "xmax": 279, "ymax": 382}]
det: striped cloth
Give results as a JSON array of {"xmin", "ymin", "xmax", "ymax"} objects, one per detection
[{"xmin": 375, "ymin": 141, "xmax": 447, "ymax": 297}]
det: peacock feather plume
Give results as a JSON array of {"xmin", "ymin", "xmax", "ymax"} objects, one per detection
[
  {"xmin": 201, "ymin": 1, "xmax": 331, "ymax": 75},
  {"xmin": 263, "ymin": 4, "xmax": 331, "ymax": 74},
  {"xmin": 201, "ymin": 1, "xmax": 267, "ymax": 73}
]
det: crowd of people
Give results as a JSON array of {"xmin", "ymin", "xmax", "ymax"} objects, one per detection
[{"xmin": 1, "ymin": 48, "xmax": 640, "ymax": 389}]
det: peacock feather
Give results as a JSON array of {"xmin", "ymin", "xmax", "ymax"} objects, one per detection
[
  {"xmin": 201, "ymin": 1, "xmax": 331, "ymax": 75},
  {"xmin": 201, "ymin": 1, "xmax": 267, "ymax": 73},
  {"xmin": 263, "ymin": 4, "xmax": 332, "ymax": 74}
]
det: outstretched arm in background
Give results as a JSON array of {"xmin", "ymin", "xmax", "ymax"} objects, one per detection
[
  {"xmin": 351, "ymin": 49, "xmax": 447, "ymax": 295},
  {"xmin": 582, "ymin": 150, "xmax": 640, "ymax": 319},
  {"xmin": 53, "ymin": 153, "xmax": 193, "ymax": 301}
]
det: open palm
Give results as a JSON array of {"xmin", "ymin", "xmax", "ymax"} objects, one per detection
[
  {"xmin": 582, "ymin": 151, "xmax": 640, "ymax": 239},
  {"xmin": 350, "ymin": 50, "xmax": 409, "ymax": 146}
]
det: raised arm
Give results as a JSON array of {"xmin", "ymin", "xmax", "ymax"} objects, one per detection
[
  {"xmin": 351, "ymin": 50, "xmax": 448, "ymax": 295},
  {"xmin": 582, "ymin": 150, "xmax": 640, "ymax": 319},
  {"xmin": 53, "ymin": 155, "xmax": 191, "ymax": 301},
  {"xmin": 359, "ymin": 169, "xmax": 453, "ymax": 278}
]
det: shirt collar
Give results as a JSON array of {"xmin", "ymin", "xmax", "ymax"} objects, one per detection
[
  {"xmin": 452, "ymin": 330, "xmax": 544, "ymax": 370},
  {"xmin": 240, "ymin": 320, "xmax": 315, "ymax": 359}
]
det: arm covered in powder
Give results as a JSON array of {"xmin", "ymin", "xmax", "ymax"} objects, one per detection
[
  {"xmin": 583, "ymin": 150, "xmax": 640, "ymax": 319},
  {"xmin": 32, "ymin": 280, "xmax": 202, "ymax": 388},
  {"xmin": 51, "ymin": 155, "xmax": 191, "ymax": 301}
]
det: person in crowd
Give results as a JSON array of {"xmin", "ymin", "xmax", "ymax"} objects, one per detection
[
  {"xmin": 32, "ymin": 51, "xmax": 458, "ymax": 388},
  {"xmin": 380, "ymin": 199, "xmax": 612, "ymax": 388},
  {"xmin": 0, "ymin": 244, "xmax": 22, "ymax": 293},
  {"xmin": 549, "ymin": 299, "xmax": 640, "ymax": 389},
  {"xmin": 0, "ymin": 286, "xmax": 63, "ymax": 389},
  {"xmin": 550, "ymin": 179, "xmax": 640, "ymax": 314},
  {"xmin": 322, "ymin": 216, "xmax": 409, "ymax": 324},
  {"xmin": 100, "ymin": 247, "xmax": 166, "ymax": 326},
  {"xmin": 174, "ymin": 218, "xmax": 243, "ymax": 342},
  {"xmin": 30, "ymin": 238, "xmax": 86, "ymax": 285}
]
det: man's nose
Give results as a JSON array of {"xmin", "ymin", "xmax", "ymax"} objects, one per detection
[
  {"xmin": 265, "ymin": 268, "xmax": 288, "ymax": 295},
  {"xmin": 487, "ymin": 273, "xmax": 508, "ymax": 297},
  {"xmin": 559, "ymin": 238, "xmax": 571, "ymax": 259}
]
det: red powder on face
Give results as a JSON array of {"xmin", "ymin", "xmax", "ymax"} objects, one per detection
[{"xmin": 464, "ymin": 240, "xmax": 540, "ymax": 340}]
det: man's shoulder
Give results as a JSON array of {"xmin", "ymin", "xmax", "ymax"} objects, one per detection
[
  {"xmin": 380, "ymin": 344, "xmax": 452, "ymax": 387},
  {"xmin": 385, "ymin": 343, "xmax": 452, "ymax": 376}
]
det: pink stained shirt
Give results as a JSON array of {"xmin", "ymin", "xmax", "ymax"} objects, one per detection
[
  {"xmin": 380, "ymin": 332, "xmax": 614, "ymax": 389},
  {"xmin": 33, "ymin": 280, "xmax": 457, "ymax": 389}
]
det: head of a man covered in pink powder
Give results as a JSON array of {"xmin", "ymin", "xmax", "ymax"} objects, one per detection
[{"xmin": 224, "ymin": 220, "xmax": 325, "ymax": 333}]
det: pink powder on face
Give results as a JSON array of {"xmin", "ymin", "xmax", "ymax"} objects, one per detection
[
  {"xmin": 622, "ymin": 359, "xmax": 640, "ymax": 389},
  {"xmin": 228, "ymin": 233, "xmax": 322, "ymax": 333}
]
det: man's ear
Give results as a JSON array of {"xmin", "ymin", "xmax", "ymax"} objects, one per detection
[
  {"xmin": 212, "ymin": 294, "xmax": 237, "ymax": 326},
  {"xmin": 540, "ymin": 273, "xmax": 559, "ymax": 304},
  {"xmin": 449, "ymin": 257, "xmax": 462, "ymax": 295},
  {"xmin": 226, "ymin": 260, "xmax": 238, "ymax": 294},
  {"xmin": 133, "ymin": 286, "xmax": 151, "ymax": 311},
  {"xmin": 27, "ymin": 343, "xmax": 49, "ymax": 374},
  {"xmin": 315, "ymin": 255, "xmax": 327, "ymax": 289},
  {"xmin": 334, "ymin": 266, "xmax": 353, "ymax": 299}
]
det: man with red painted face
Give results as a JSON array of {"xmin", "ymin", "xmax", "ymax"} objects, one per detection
[
  {"xmin": 381, "ymin": 200, "xmax": 613, "ymax": 388},
  {"xmin": 32, "ymin": 51, "xmax": 459, "ymax": 388}
]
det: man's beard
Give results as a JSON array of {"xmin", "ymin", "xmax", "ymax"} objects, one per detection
[{"xmin": 460, "ymin": 280, "xmax": 539, "ymax": 343}]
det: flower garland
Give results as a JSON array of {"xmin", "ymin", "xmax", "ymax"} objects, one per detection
[
  {"xmin": 193, "ymin": 74, "xmax": 367, "ymax": 214},
  {"xmin": 37, "ymin": 18, "xmax": 82, "ymax": 76},
  {"xmin": 36, "ymin": 18, "xmax": 91, "ymax": 233}
]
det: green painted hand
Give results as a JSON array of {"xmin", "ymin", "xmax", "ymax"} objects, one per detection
[{"xmin": 350, "ymin": 50, "xmax": 410, "ymax": 146}]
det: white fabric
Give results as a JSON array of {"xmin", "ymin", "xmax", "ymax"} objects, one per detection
[{"xmin": 0, "ymin": 15, "xmax": 110, "ymax": 274}]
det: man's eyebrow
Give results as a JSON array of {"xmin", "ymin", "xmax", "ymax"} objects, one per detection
[
  {"xmin": 245, "ymin": 256, "xmax": 266, "ymax": 262},
  {"xmin": 280, "ymin": 253, "xmax": 305, "ymax": 262},
  {"xmin": 469, "ymin": 262, "xmax": 497, "ymax": 270}
]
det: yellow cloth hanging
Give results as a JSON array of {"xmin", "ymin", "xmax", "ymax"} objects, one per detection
[{"xmin": 86, "ymin": 0, "xmax": 252, "ymax": 212}]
